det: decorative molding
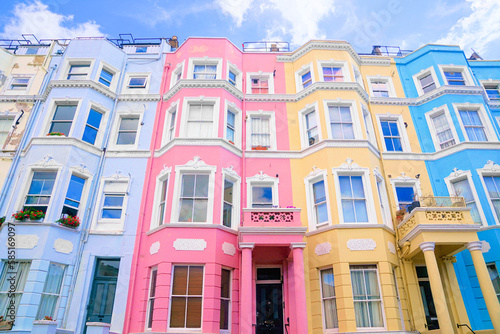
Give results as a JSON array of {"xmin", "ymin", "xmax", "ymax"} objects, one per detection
[
  {"xmin": 420, "ymin": 241, "xmax": 436, "ymax": 252},
  {"xmin": 347, "ymin": 239, "xmax": 377, "ymax": 251},
  {"xmin": 173, "ymin": 238, "xmax": 207, "ymax": 251},
  {"xmin": 480, "ymin": 160, "xmax": 500, "ymax": 172},
  {"xmin": 382, "ymin": 142, "xmax": 500, "ymax": 161},
  {"xmin": 150, "ymin": 241, "xmax": 160, "ymax": 255},
  {"xmin": 164, "ymin": 79, "xmax": 244, "ymax": 101},
  {"xmin": 53, "ymin": 238, "xmax": 73, "ymax": 254},
  {"xmin": 42, "ymin": 80, "xmax": 117, "ymax": 100},
  {"xmin": 158, "ymin": 165, "xmax": 172, "ymax": 179},
  {"xmin": 8, "ymin": 234, "xmax": 38, "ymax": 249},
  {"xmin": 247, "ymin": 171, "xmax": 278, "ymax": 182},
  {"xmin": 449, "ymin": 167, "xmax": 467, "ymax": 179},
  {"xmin": 155, "ymin": 138, "xmax": 242, "ymax": 158},
  {"xmin": 117, "ymin": 94, "xmax": 161, "ymax": 102},
  {"xmin": 184, "ymin": 156, "xmax": 209, "ymax": 169},
  {"xmin": 222, "ymin": 165, "xmax": 239, "ymax": 178},
  {"xmin": 306, "ymin": 223, "xmax": 395, "ymax": 236},
  {"xmin": 467, "ymin": 240, "xmax": 483, "ymax": 252},
  {"xmin": 108, "ymin": 170, "xmax": 128, "ymax": 180},
  {"xmin": 0, "ymin": 95, "xmax": 41, "ymax": 103},
  {"xmin": 23, "ymin": 137, "xmax": 102, "ymax": 157},
  {"xmin": 30, "ymin": 154, "xmax": 62, "ymax": 168},
  {"xmin": 307, "ymin": 166, "xmax": 326, "ymax": 178},
  {"xmin": 222, "ymin": 242, "xmax": 236, "ymax": 256},
  {"xmin": 71, "ymin": 163, "xmax": 93, "ymax": 177},
  {"xmin": 388, "ymin": 241, "xmax": 396, "ymax": 255},
  {"xmin": 391, "ymin": 172, "xmax": 417, "ymax": 183},
  {"xmin": 104, "ymin": 150, "xmax": 151, "ymax": 158},
  {"xmin": 315, "ymin": 242, "xmax": 332, "ymax": 256},
  {"xmin": 337, "ymin": 158, "xmax": 361, "ymax": 171},
  {"xmin": 482, "ymin": 240, "xmax": 491, "ymax": 253}
]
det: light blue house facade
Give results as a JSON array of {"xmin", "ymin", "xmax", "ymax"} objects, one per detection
[
  {"xmin": 395, "ymin": 45, "xmax": 500, "ymax": 331},
  {"xmin": 0, "ymin": 37, "xmax": 167, "ymax": 334}
]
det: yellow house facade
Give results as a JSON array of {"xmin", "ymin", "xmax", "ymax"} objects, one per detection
[
  {"xmin": 0, "ymin": 42, "xmax": 54, "ymax": 190},
  {"xmin": 281, "ymin": 41, "xmax": 498, "ymax": 334}
]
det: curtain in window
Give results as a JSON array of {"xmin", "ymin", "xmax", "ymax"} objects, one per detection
[
  {"xmin": 452, "ymin": 179, "xmax": 481, "ymax": 223},
  {"xmin": 251, "ymin": 117, "xmax": 270, "ymax": 148},
  {"xmin": 321, "ymin": 269, "xmax": 338, "ymax": 328},
  {"xmin": 459, "ymin": 110, "xmax": 487, "ymax": 141},
  {"xmin": 188, "ymin": 104, "xmax": 213, "ymax": 138},
  {"xmin": 351, "ymin": 266, "xmax": 383, "ymax": 328},
  {"xmin": 36, "ymin": 263, "xmax": 65, "ymax": 319},
  {"xmin": 432, "ymin": 113, "xmax": 454, "ymax": 147},
  {"xmin": 0, "ymin": 262, "xmax": 30, "ymax": 317},
  {"xmin": 484, "ymin": 176, "xmax": 500, "ymax": 219}
]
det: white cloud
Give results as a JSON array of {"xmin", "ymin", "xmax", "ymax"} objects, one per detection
[
  {"xmin": 0, "ymin": 1, "xmax": 105, "ymax": 40},
  {"xmin": 215, "ymin": 0, "xmax": 254, "ymax": 27},
  {"xmin": 436, "ymin": 0, "xmax": 500, "ymax": 56},
  {"xmin": 264, "ymin": 0, "xmax": 336, "ymax": 46}
]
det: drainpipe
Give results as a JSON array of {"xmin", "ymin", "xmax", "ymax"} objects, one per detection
[
  {"xmin": 62, "ymin": 55, "xmax": 129, "ymax": 329},
  {"xmin": 123, "ymin": 41, "xmax": 169, "ymax": 334},
  {"xmin": 0, "ymin": 55, "xmax": 57, "ymax": 214}
]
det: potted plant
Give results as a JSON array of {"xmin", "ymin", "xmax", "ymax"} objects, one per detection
[
  {"xmin": 12, "ymin": 209, "xmax": 45, "ymax": 221},
  {"xmin": 32, "ymin": 316, "xmax": 57, "ymax": 334},
  {"xmin": 0, "ymin": 316, "xmax": 13, "ymax": 330},
  {"xmin": 0, "ymin": 216, "xmax": 5, "ymax": 226},
  {"xmin": 252, "ymin": 145, "xmax": 268, "ymax": 151},
  {"xmin": 395, "ymin": 208, "xmax": 406, "ymax": 223},
  {"xmin": 56, "ymin": 216, "xmax": 80, "ymax": 229},
  {"xmin": 46, "ymin": 132, "xmax": 65, "ymax": 136}
]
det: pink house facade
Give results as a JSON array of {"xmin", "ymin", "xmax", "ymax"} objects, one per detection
[{"xmin": 124, "ymin": 38, "xmax": 308, "ymax": 334}]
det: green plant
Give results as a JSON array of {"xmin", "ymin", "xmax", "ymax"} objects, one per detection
[
  {"xmin": 0, "ymin": 217, "xmax": 5, "ymax": 225},
  {"xmin": 12, "ymin": 209, "xmax": 45, "ymax": 221},
  {"xmin": 46, "ymin": 132, "xmax": 65, "ymax": 136},
  {"xmin": 43, "ymin": 316, "xmax": 53, "ymax": 321},
  {"xmin": 56, "ymin": 215, "xmax": 80, "ymax": 228}
]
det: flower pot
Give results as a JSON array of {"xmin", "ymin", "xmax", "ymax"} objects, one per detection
[
  {"xmin": 32, "ymin": 320, "xmax": 58, "ymax": 334},
  {"xmin": 252, "ymin": 146, "xmax": 268, "ymax": 151},
  {"xmin": 0, "ymin": 320, "xmax": 13, "ymax": 330}
]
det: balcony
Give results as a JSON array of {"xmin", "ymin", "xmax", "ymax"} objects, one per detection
[
  {"xmin": 397, "ymin": 196, "xmax": 479, "ymax": 242},
  {"xmin": 241, "ymin": 208, "xmax": 301, "ymax": 227}
]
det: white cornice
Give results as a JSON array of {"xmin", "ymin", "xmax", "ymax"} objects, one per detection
[
  {"xmin": 275, "ymin": 41, "xmax": 391, "ymax": 67},
  {"xmin": 117, "ymin": 94, "xmax": 161, "ymax": 102},
  {"xmin": 163, "ymin": 79, "xmax": 244, "ymax": 101},
  {"xmin": 105, "ymin": 150, "xmax": 151, "ymax": 158},
  {"xmin": 238, "ymin": 226, "xmax": 307, "ymax": 235},
  {"xmin": 370, "ymin": 85, "xmax": 484, "ymax": 106},
  {"xmin": 155, "ymin": 138, "xmax": 243, "ymax": 158},
  {"xmin": 382, "ymin": 142, "xmax": 500, "ymax": 161},
  {"xmin": 146, "ymin": 223, "xmax": 239, "ymax": 236},
  {"xmin": 398, "ymin": 223, "xmax": 481, "ymax": 246},
  {"xmin": 306, "ymin": 223, "xmax": 395, "ymax": 237},
  {"xmin": 43, "ymin": 80, "xmax": 117, "ymax": 100},
  {"xmin": 22, "ymin": 137, "xmax": 102, "ymax": 156},
  {"xmin": 0, "ymin": 95, "xmax": 40, "ymax": 103}
]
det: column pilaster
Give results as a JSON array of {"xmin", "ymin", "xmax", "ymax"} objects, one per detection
[
  {"xmin": 240, "ymin": 243, "xmax": 254, "ymax": 334},
  {"xmin": 291, "ymin": 243, "xmax": 307, "ymax": 334}
]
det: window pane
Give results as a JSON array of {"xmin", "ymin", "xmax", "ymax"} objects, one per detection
[
  {"xmin": 172, "ymin": 266, "xmax": 188, "ymax": 295},
  {"xmin": 396, "ymin": 187, "xmax": 414, "ymax": 204},
  {"xmin": 321, "ymin": 269, "xmax": 335, "ymax": 298},
  {"xmin": 193, "ymin": 199, "xmax": 208, "ymax": 222},
  {"xmin": 170, "ymin": 297, "xmax": 186, "ymax": 327},
  {"xmin": 313, "ymin": 181, "xmax": 326, "ymax": 203},
  {"xmin": 53, "ymin": 105, "xmax": 77, "ymax": 121},
  {"xmin": 117, "ymin": 132, "xmax": 137, "ymax": 145},
  {"xmin": 87, "ymin": 108, "xmax": 103, "ymax": 128},
  {"xmin": 82, "ymin": 126, "xmax": 98, "ymax": 145},
  {"xmin": 186, "ymin": 297, "xmax": 202, "ymax": 327},
  {"xmin": 224, "ymin": 180, "xmax": 233, "ymax": 204},
  {"xmin": 96, "ymin": 260, "xmax": 120, "ymax": 277},
  {"xmin": 252, "ymin": 186, "xmax": 273, "ymax": 206},
  {"xmin": 129, "ymin": 77, "xmax": 146, "ymax": 87},
  {"xmin": 195, "ymin": 175, "xmax": 209, "ymax": 197},
  {"xmin": 119, "ymin": 118, "xmax": 139, "ymax": 130},
  {"xmin": 188, "ymin": 266, "xmax": 203, "ymax": 295},
  {"xmin": 221, "ymin": 269, "xmax": 230, "ymax": 298},
  {"xmin": 104, "ymin": 195, "xmax": 124, "ymax": 207},
  {"xmin": 179, "ymin": 199, "xmax": 194, "ymax": 222}
]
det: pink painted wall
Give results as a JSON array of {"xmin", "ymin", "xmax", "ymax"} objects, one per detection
[{"xmin": 124, "ymin": 38, "xmax": 301, "ymax": 334}]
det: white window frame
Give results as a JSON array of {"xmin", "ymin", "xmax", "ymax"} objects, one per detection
[
  {"xmin": 453, "ymin": 103, "xmax": 496, "ymax": 142},
  {"xmin": 444, "ymin": 169, "xmax": 486, "ymax": 226},
  {"xmin": 352, "ymin": 65, "xmax": 364, "ymax": 89},
  {"xmin": 145, "ymin": 266, "xmax": 158, "ymax": 330},
  {"xmin": 319, "ymin": 267, "xmax": 339, "ymax": 333},
  {"xmin": 361, "ymin": 105, "xmax": 377, "ymax": 146},
  {"xmin": 150, "ymin": 167, "xmax": 171, "ymax": 230},
  {"xmin": 295, "ymin": 62, "xmax": 315, "ymax": 92},
  {"xmin": 298, "ymin": 102, "xmax": 322, "ymax": 149},
  {"xmin": 170, "ymin": 158, "xmax": 217, "ymax": 224},
  {"xmin": 0, "ymin": 116, "xmax": 16, "ymax": 148},
  {"xmin": 374, "ymin": 169, "xmax": 392, "ymax": 229},
  {"xmin": 0, "ymin": 261, "xmax": 31, "ymax": 319},
  {"xmin": 227, "ymin": 61, "xmax": 242, "ymax": 91},
  {"xmin": 95, "ymin": 61, "xmax": 119, "ymax": 91},
  {"xmin": 412, "ymin": 66, "xmax": 440, "ymax": 96},
  {"xmin": 349, "ymin": 264, "xmax": 386, "ymax": 330},
  {"xmin": 15, "ymin": 163, "xmax": 63, "ymax": 219},
  {"xmin": 367, "ymin": 76, "xmax": 397, "ymax": 98},
  {"xmin": 221, "ymin": 167, "xmax": 241, "ymax": 229},
  {"xmin": 246, "ymin": 172, "xmax": 279, "ymax": 208},
  {"xmin": 324, "ymin": 100, "xmax": 363, "ymax": 141},
  {"xmin": 167, "ymin": 265, "xmax": 205, "ymax": 331},
  {"xmin": 376, "ymin": 114, "xmax": 412, "ymax": 153},
  {"xmin": 187, "ymin": 57, "xmax": 222, "ymax": 80},
  {"xmin": 162, "ymin": 101, "xmax": 179, "ymax": 146},
  {"xmin": 83, "ymin": 103, "xmax": 109, "ymax": 147},
  {"xmin": 389, "ymin": 176, "xmax": 422, "ymax": 211},
  {"xmin": 5, "ymin": 75, "xmax": 33, "ymax": 94},
  {"xmin": 477, "ymin": 162, "xmax": 500, "ymax": 226},
  {"xmin": 480, "ymin": 80, "xmax": 500, "ymax": 102},
  {"xmin": 246, "ymin": 110, "xmax": 277, "ymax": 150},
  {"xmin": 60, "ymin": 58, "xmax": 95, "ymax": 81},
  {"xmin": 246, "ymin": 72, "xmax": 274, "ymax": 94},
  {"xmin": 317, "ymin": 60, "xmax": 351, "ymax": 83},
  {"xmin": 170, "ymin": 61, "xmax": 185, "ymax": 89},
  {"xmin": 223, "ymin": 101, "xmax": 242, "ymax": 148},
  {"xmin": 332, "ymin": 163, "xmax": 377, "ymax": 224},
  {"xmin": 121, "ymin": 73, "xmax": 151, "ymax": 94},
  {"xmin": 304, "ymin": 168, "xmax": 332, "ymax": 230},
  {"xmin": 109, "ymin": 111, "xmax": 144, "ymax": 150},
  {"xmin": 42, "ymin": 99, "xmax": 82, "ymax": 137},
  {"xmin": 425, "ymin": 105, "xmax": 459, "ymax": 151},
  {"xmin": 36, "ymin": 262, "xmax": 66, "ymax": 319},
  {"xmin": 438, "ymin": 65, "xmax": 474, "ymax": 86},
  {"xmin": 179, "ymin": 97, "xmax": 220, "ymax": 139},
  {"xmin": 61, "ymin": 166, "xmax": 93, "ymax": 221},
  {"xmin": 92, "ymin": 176, "xmax": 130, "ymax": 232}
]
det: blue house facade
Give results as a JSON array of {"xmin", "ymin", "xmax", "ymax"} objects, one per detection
[
  {"xmin": 395, "ymin": 45, "xmax": 500, "ymax": 331},
  {"xmin": 0, "ymin": 37, "xmax": 168, "ymax": 334}
]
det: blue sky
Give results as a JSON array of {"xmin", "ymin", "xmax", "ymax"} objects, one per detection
[{"xmin": 0, "ymin": 0, "xmax": 499, "ymax": 58}]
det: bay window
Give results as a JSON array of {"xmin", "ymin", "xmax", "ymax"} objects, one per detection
[
  {"xmin": 24, "ymin": 171, "xmax": 57, "ymax": 213},
  {"xmin": 350, "ymin": 265, "xmax": 384, "ymax": 328},
  {"xmin": 178, "ymin": 174, "xmax": 209, "ymax": 223},
  {"xmin": 170, "ymin": 265, "xmax": 204, "ymax": 329}
]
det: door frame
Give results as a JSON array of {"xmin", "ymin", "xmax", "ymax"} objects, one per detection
[
  {"xmin": 255, "ymin": 266, "xmax": 285, "ymax": 334},
  {"xmin": 415, "ymin": 265, "xmax": 439, "ymax": 330}
]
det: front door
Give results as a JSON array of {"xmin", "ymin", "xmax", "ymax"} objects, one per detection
[
  {"xmin": 86, "ymin": 259, "xmax": 120, "ymax": 326},
  {"xmin": 256, "ymin": 284, "xmax": 284, "ymax": 334},
  {"xmin": 416, "ymin": 266, "xmax": 439, "ymax": 330}
]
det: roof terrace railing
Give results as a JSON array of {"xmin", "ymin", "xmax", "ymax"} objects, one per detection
[
  {"xmin": 243, "ymin": 41, "xmax": 290, "ymax": 52},
  {"xmin": 359, "ymin": 45, "xmax": 412, "ymax": 57}
]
